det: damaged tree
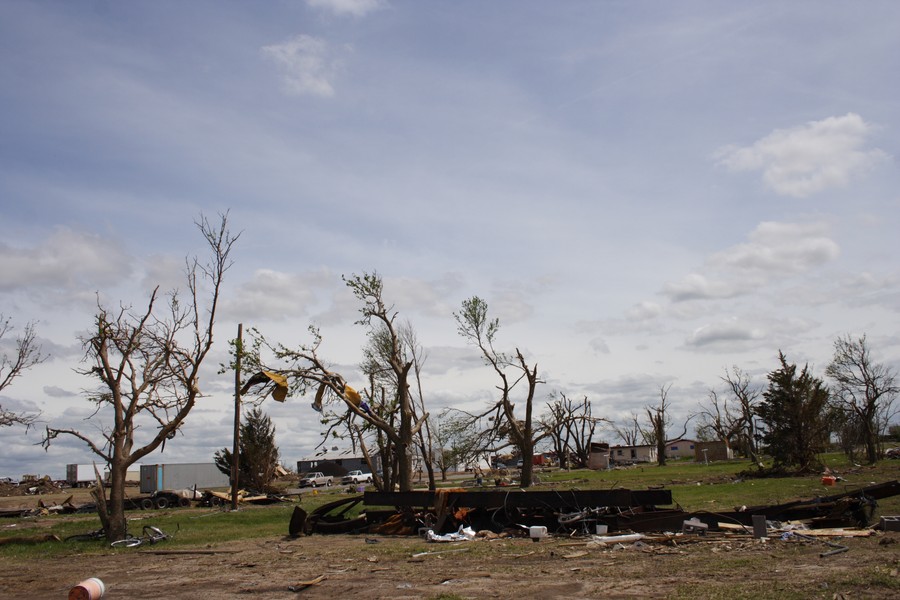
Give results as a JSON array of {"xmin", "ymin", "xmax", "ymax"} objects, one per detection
[
  {"xmin": 454, "ymin": 296, "xmax": 544, "ymax": 487},
  {"xmin": 242, "ymin": 272, "xmax": 427, "ymax": 492},
  {"xmin": 644, "ymin": 385, "xmax": 692, "ymax": 467},
  {"xmin": 826, "ymin": 334, "xmax": 898, "ymax": 464},
  {"xmin": 401, "ymin": 325, "xmax": 437, "ymax": 490},
  {"xmin": 432, "ymin": 409, "xmax": 486, "ymax": 479},
  {"xmin": 0, "ymin": 316, "xmax": 47, "ymax": 428},
  {"xmin": 697, "ymin": 366, "xmax": 762, "ymax": 465},
  {"xmin": 541, "ymin": 393, "xmax": 605, "ymax": 469},
  {"xmin": 42, "ymin": 214, "xmax": 238, "ymax": 542},
  {"xmin": 357, "ymin": 315, "xmax": 434, "ymax": 490},
  {"xmin": 611, "ymin": 411, "xmax": 645, "ymax": 447}
]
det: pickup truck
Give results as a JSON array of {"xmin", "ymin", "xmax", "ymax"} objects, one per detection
[
  {"xmin": 299, "ymin": 472, "xmax": 333, "ymax": 488},
  {"xmin": 341, "ymin": 470, "xmax": 373, "ymax": 485}
]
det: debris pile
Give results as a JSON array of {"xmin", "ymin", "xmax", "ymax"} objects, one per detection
[
  {"xmin": 0, "ymin": 495, "xmax": 91, "ymax": 519},
  {"xmin": 291, "ymin": 480, "xmax": 900, "ymax": 540}
]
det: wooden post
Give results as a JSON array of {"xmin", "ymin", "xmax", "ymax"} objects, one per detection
[{"xmin": 231, "ymin": 323, "xmax": 242, "ymax": 511}]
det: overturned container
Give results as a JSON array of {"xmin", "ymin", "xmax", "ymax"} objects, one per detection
[{"xmin": 69, "ymin": 577, "xmax": 105, "ymax": 600}]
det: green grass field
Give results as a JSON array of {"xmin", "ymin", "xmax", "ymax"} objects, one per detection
[{"xmin": 1, "ymin": 452, "xmax": 898, "ymax": 560}]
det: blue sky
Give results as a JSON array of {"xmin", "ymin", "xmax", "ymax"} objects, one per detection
[{"xmin": 1, "ymin": 0, "xmax": 898, "ymax": 479}]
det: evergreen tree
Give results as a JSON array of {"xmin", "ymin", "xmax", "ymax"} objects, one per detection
[
  {"xmin": 215, "ymin": 407, "xmax": 280, "ymax": 492},
  {"xmin": 756, "ymin": 352, "xmax": 831, "ymax": 473}
]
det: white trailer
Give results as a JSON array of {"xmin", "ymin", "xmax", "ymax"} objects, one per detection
[
  {"xmin": 66, "ymin": 464, "xmax": 110, "ymax": 488},
  {"xmin": 140, "ymin": 463, "xmax": 229, "ymax": 494}
]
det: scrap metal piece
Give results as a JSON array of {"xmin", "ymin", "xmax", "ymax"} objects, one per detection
[
  {"xmin": 363, "ymin": 488, "xmax": 673, "ymax": 509},
  {"xmin": 303, "ymin": 496, "xmax": 367, "ymax": 535}
]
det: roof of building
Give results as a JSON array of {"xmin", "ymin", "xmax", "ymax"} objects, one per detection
[
  {"xmin": 665, "ymin": 438, "xmax": 697, "ymax": 445},
  {"xmin": 297, "ymin": 448, "xmax": 367, "ymax": 462},
  {"xmin": 609, "ymin": 444, "xmax": 656, "ymax": 450}
]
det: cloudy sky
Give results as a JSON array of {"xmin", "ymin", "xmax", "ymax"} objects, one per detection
[{"xmin": 1, "ymin": 1, "xmax": 898, "ymax": 479}]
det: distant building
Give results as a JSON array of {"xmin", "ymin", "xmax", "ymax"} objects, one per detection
[
  {"xmin": 297, "ymin": 447, "xmax": 381, "ymax": 477},
  {"xmin": 694, "ymin": 440, "xmax": 734, "ymax": 462},
  {"xmin": 664, "ymin": 439, "xmax": 697, "ymax": 459},
  {"xmin": 588, "ymin": 442, "xmax": 610, "ymax": 469},
  {"xmin": 609, "ymin": 444, "xmax": 657, "ymax": 464}
]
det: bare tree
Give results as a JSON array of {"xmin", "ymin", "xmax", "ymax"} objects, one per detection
[
  {"xmin": 696, "ymin": 388, "xmax": 742, "ymax": 447},
  {"xmin": 826, "ymin": 334, "xmax": 899, "ymax": 464},
  {"xmin": 42, "ymin": 214, "xmax": 238, "ymax": 542},
  {"xmin": 696, "ymin": 367, "xmax": 761, "ymax": 463},
  {"xmin": 721, "ymin": 366, "xmax": 762, "ymax": 464},
  {"xmin": 645, "ymin": 384, "xmax": 690, "ymax": 466},
  {"xmin": 0, "ymin": 316, "xmax": 47, "ymax": 428},
  {"xmin": 610, "ymin": 411, "xmax": 645, "ymax": 446},
  {"xmin": 454, "ymin": 296, "xmax": 544, "ymax": 487},
  {"xmin": 541, "ymin": 393, "xmax": 605, "ymax": 469},
  {"xmin": 398, "ymin": 323, "xmax": 436, "ymax": 489},
  {"xmin": 646, "ymin": 385, "xmax": 670, "ymax": 466},
  {"xmin": 431, "ymin": 409, "xmax": 482, "ymax": 480}
]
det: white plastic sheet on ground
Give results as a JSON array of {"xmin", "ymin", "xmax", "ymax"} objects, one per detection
[{"xmin": 424, "ymin": 525, "xmax": 477, "ymax": 542}]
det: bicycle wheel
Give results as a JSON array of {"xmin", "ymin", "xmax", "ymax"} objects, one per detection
[
  {"xmin": 64, "ymin": 530, "xmax": 104, "ymax": 542},
  {"xmin": 110, "ymin": 537, "xmax": 142, "ymax": 548}
]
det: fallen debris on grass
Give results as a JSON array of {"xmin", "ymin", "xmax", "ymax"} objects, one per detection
[
  {"xmin": 289, "ymin": 480, "xmax": 900, "ymax": 542},
  {"xmin": 287, "ymin": 575, "xmax": 326, "ymax": 593}
]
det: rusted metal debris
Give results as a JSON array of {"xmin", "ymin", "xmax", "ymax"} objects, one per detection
[
  {"xmin": 612, "ymin": 480, "xmax": 900, "ymax": 533},
  {"xmin": 293, "ymin": 480, "xmax": 899, "ymax": 537}
]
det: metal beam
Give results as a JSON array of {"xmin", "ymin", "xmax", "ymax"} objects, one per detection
[{"xmin": 363, "ymin": 488, "xmax": 672, "ymax": 509}]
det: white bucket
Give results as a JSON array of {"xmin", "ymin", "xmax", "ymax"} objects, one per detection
[
  {"xmin": 69, "ymin": 577, "xmax": 105, "ymax": 600},
  {"xmin": 529, "ymin": 525, "xmax": 547, "ymax": 541}
]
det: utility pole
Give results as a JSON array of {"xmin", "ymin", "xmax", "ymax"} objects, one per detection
[{"xmin": 231, "ymin": 323, "xmax": 242, "ymax": 511}]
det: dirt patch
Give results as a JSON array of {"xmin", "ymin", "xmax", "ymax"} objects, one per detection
[
  {"xmin": 3, "ymin": 481, "xmax": 900, "ymax": 598},
  {"xmin": 1, "ymin": 531, "xmax": 898, "ymax": 599}
]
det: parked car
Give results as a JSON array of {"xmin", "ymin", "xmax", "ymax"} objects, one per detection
[
  {"xmin": 341, "ymin": 470, "xmax": 373, "ymax": 485},
  {"xmin": 299, "ymin": 472, "xmax": 333, "ymax": 487}
]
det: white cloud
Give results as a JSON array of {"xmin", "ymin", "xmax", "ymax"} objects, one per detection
[
  {"xmin": 589, "ymin": 337, "xmax": 611, "ymax": 354},
  {"xmin": 306, "ymin": 0, "xmax": 384, "ymax": 18},
  {"xmin": 663, "ymin": 273, "xmax": 745, "ymax": 302},
  {"xmin": 140, "ymin": 254, "xmax": 185, "ymax": 298},
  {"xmin": 685, "ymin": 319, "xmax": 766, "ymax": 348},
  {"xmin": 43, "ymin": 386, "xmax": 78, "ymax": 398},
  {"xmin": 710, "ymin": 221, "xmax": 839, "ymax": 274},
  {"xmin": 0, "ymin": 228, "xmax": 132, "ymax": 293},
  {"xmin": 626, "ymin": 301, "xmax": 662, "ymax": 321},
  {"xmin": 663, "ymin": 221, "xmax": 839, "ymax": 303},
  {"xmin": 260, "ymin": 35, "xmax": 339, "ymax": 97},
  {"xmin": 425, "ymin": 345, "xmax": 486, "ymax": 375},
  {"xmin": 384, "ymin": 273, "xmax": 463, "ymax": 319},
  {"xmin": 491, "ymin": 289, "xmax": 535, "ymax": 324},
  {"xmin": 223, "ymin": 268, "xmax": 336, "ymax": 321},
  {"xmin": 715, "ymin": 113, "xmax": 889, "ymax": 197}
]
